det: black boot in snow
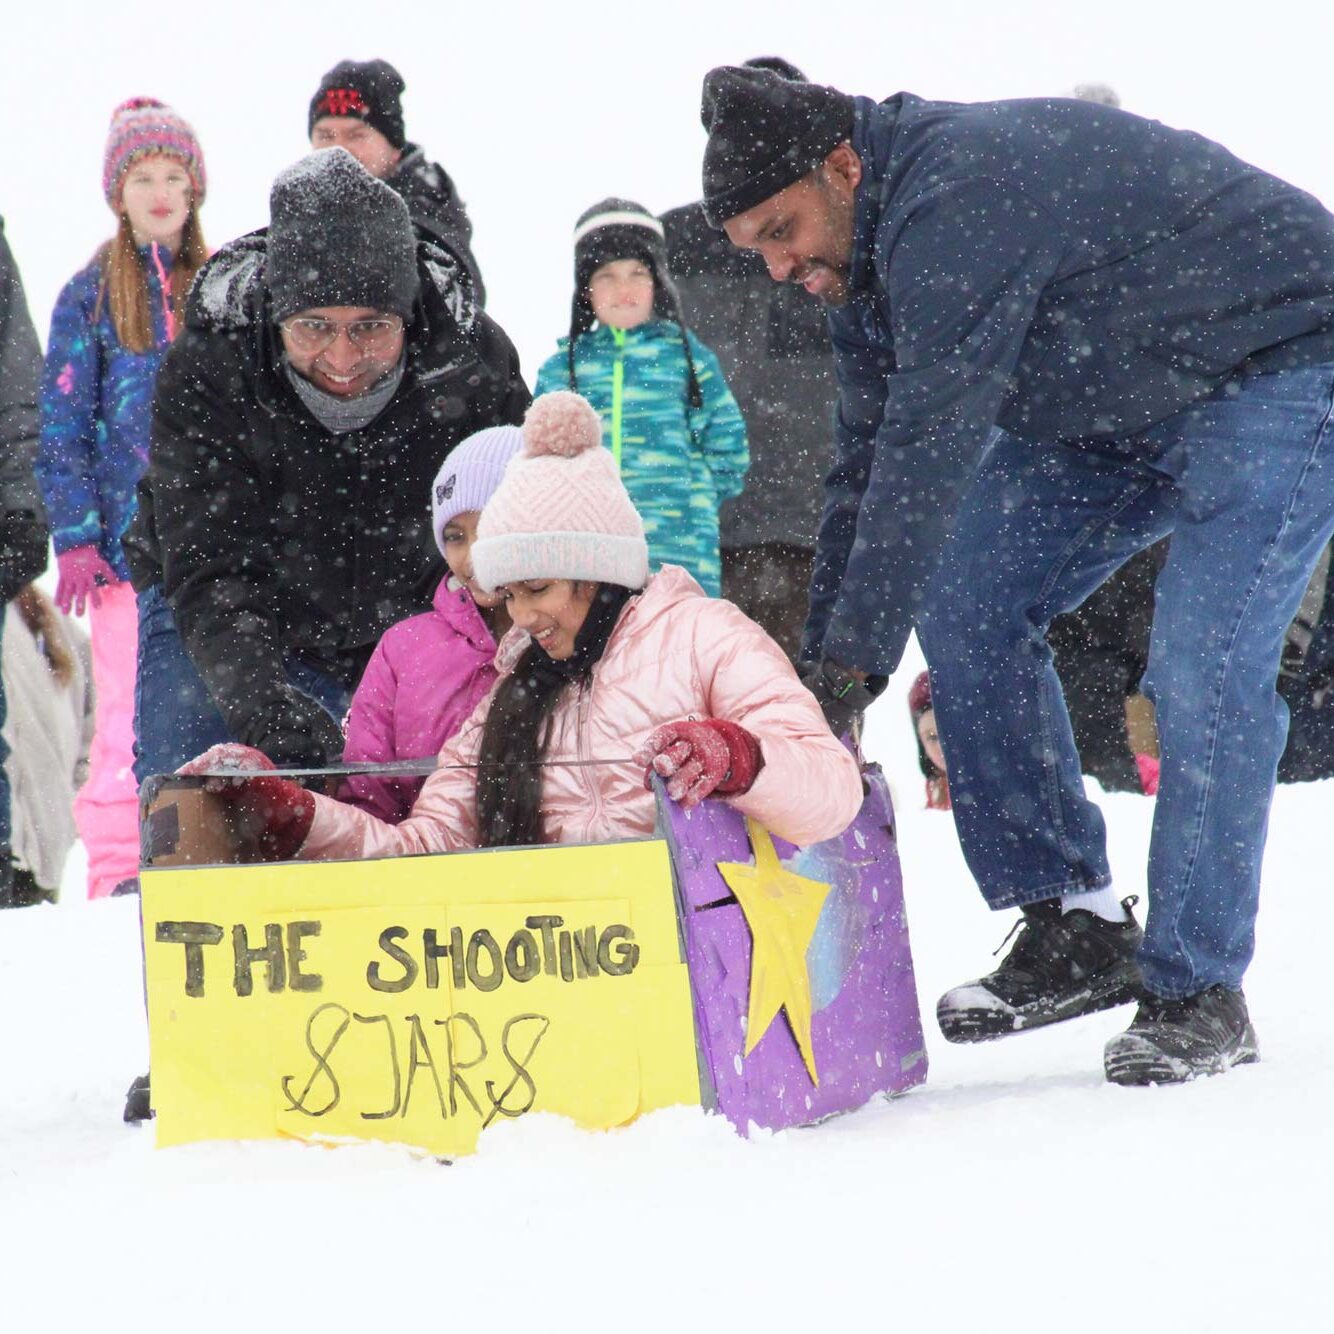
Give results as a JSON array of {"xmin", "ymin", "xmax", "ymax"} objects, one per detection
[
  {"xmin": 1104, "ymin": 985, "xmax": 1259, "ymax": 1085},
  {"xmin": 123, "ymin": 1072, "xmax": 153, "ymax": 1123},
  {"xmin": 937, "ymin": 897, "xmax": 1144, "ymax": 1043}
]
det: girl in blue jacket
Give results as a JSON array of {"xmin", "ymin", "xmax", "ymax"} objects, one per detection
[
  {"xmin": 535, "ymin": 198, "xmax": 748, "ymax": 596},
  {"xmin": 36, "ymin": 97, "xmax": 207, "ymax": 898}
]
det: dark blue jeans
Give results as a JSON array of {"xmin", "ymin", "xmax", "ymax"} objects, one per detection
[
  {"xmin": 918, "ymin": 365, "xmax": 1334, "ymax": 998},
  {"xmin": 133, "ymin": 585, "xmax": 350, "ymax": 783}
]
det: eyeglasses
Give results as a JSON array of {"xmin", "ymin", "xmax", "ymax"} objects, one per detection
[{"xmin": 279, "ymin": 315, "xmax": 405, "ymax": 354}]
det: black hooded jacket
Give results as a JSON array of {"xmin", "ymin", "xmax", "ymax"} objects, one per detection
[
  {"xmin": 125, "ymin": 227, "xmax": 528, "ymax": 744},
  {"xmin": 0, "ymin": 218, "xmax": 50, "ymax": 602},
  {"xmin": 389, "ymin": 144, "xmax": 485, "ymax": 306}
]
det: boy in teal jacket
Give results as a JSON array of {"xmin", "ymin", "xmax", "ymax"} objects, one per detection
[{"xmin": 535, "ymin": 198, "xmax": 747, "ymax": 595}]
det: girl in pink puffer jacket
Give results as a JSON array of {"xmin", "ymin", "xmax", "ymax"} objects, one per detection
[
  {"xmin": 183, "ymin": 392, "xmax": 862, "ymax": 857},
  {"xmin": 338, "ymin": 425, "xmax": 522, "ymax": 822}
]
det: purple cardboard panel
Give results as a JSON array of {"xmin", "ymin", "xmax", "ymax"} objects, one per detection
[{"xmin": 660, "ymin": 765, "xmax": 927, "ymax": 1133}]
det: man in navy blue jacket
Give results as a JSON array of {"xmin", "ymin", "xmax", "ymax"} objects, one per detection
[{"xmin": 701, "ymin": 66, "xmax": 1334, "ymax": 1085}]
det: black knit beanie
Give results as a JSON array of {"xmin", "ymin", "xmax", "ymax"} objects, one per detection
[
  {"xmin": 567, "ymin": 198, "xmax": 701, "ymax": 407},
  {"xmin": 267, "ymin": 148, "xmax": 420, "ymax": 321},
  {"xmin": 743, "ymin": 55, "xmax": 807, "ymax": 81},
  {"xmin": 700, "ymin": 65, "xmax": 855, "ymax": 228},
  {"xmin": 308, "ymin": 59, "xmax": 407, "ymax": 150}
]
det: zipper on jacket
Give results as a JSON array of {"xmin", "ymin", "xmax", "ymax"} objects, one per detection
[
  {"xmin": 576, "ymin": 679, "xmax": 605, "ymax": 840},
  {"xmin": 610, "ymin": 326, "xmax": 626, "ymax": 471},
  {"xmin": 149, "ymin": 243, "xmax": 176, "ymax": 343}
]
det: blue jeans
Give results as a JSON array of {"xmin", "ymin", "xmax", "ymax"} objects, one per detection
[
  {"xmin": 133, "ymin": 585, "xmax": 351, "ymax": 783},
  {"xmin": 918, "ymin": 365, "xmax": 1334, "ymax": 997}
]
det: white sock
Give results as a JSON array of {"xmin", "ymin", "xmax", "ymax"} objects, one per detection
[{"xmin": 1061, "ymin": 886, "xmax": 1128, "ymax": 923}]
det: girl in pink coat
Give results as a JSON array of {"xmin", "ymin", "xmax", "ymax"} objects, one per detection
[
  {"xmin": 183, "ymin": 392, "xmax": 862, "ymax": 857},
  {"xmin": 339, "ymin": 425, "xmax": 522, "ymax": 822}
]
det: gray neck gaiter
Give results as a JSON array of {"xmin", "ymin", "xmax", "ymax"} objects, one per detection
[{"xmin": 285, "ymin": 352, "xmax": 407, "ymax": 435}]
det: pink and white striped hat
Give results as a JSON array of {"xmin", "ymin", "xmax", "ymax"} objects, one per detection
[
  {"xmin": 102, "ymin": 97, "xmax": 207, "ymax": 209},
  {"xmin": 471, "ymin": 391, "xmax": 649, "ymax": 593}
]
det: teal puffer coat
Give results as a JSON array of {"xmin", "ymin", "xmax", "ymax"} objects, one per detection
[{"xmin": 535, "ymin": 320, "xmax": 748, "ymax": 595}]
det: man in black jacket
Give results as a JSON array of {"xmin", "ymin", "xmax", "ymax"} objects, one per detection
[
  {"xmin": 309, "ymin": 58, "xmax": 486, "ymax": 305},
  {"xmin": 662, "ymin": 57, "xmax": 836, "ymax": 661},
  {"xmin": 0, "ymin": 218, "xmax": 52, "ymax": 906},
  {"xmin": 126, "ymin": 149, "xmax": 528, "ymax": 779},
  {"xmin": 702, "ymin": 67, "xmax": 1334, "ymax": 1084}
]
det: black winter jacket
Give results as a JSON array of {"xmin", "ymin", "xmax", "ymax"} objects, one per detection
[
  {"xmin": 389, "ymin": 144, "xmax": 485, "ymax": 307},
  {"xmin": 807, "ymin": 93, "xmax": 1334, "ymax": 674},
  {"xmin": 0, "ymin": 218, "xmax": 50, "ymax": 603},
  {"xmin": 662, "ymin": 201, "xmax": 835, "ymax": 551},
  {"xmin": 125, "ymin": 228, "xmax": 528, "ymax": 745}
]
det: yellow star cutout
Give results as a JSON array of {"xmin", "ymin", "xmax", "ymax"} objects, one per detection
[{"xmin": 716, "ymin": 818, "xmax": 833, "ymax": 1086}]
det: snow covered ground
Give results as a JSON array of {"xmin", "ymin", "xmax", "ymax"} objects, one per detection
[{"xmin": 2, "ymin": 653, "xmax": 1329, "ymax": 1332}]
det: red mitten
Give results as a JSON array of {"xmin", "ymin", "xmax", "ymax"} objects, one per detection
[
  {"xmin": 176, "ymin": 743, "xmax": 314, "ymax": 860},
  {"xmin": 55, "ymin": 546, "xmax": 119, "ymax": 616},
  {"xmin": 634, "ymin": 718, "xmax": 763, "ymax": 809},
  {"xmin": 1135, "ymin": 753, "xmax": 1160, "ymax": 796}
]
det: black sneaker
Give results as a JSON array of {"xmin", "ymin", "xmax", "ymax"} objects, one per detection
[
  {"xmin": 937, "ymin": 897, "xmax": 1143, "ymax": 1043},
  {"xmin": 1104, "ymin": 986, "xmax": 1259, "ymax": 1085}
]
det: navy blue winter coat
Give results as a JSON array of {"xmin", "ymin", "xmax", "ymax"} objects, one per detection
[{"xmin": 806, "ymin": 93, "xmax": 1334, "ymax": 674}]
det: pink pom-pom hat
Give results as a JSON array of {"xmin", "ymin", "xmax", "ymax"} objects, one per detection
[{"xmin": 471, "ymin": 391, "xmax": 649, "ymax": 592}]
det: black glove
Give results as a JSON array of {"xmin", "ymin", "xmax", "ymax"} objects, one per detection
[
  {"xmin": 0, "ymin": 512, "xmax": 50, "ymax": 605},
  {"xmin": 799, "ymin": 659, "xmax": 887, "ymax": 738},
  {"xmin": 238, "ymin": 690, "xmax": 344, "ymax": 769}
]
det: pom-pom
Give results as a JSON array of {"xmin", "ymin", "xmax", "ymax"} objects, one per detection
[
  {"xmin": 522, "ymin": 391, "xmax": 602, "ymax": 458},
  {"xmin": 110, "ymin": 96, "xmax": 166, "ymax": 121}
]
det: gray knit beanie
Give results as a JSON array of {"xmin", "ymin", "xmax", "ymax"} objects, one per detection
[{"xmin": 267, "ymin": 148, "xmax": 420, "ymax": 321}]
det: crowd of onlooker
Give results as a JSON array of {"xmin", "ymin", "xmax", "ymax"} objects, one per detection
[{"xmin": 1, "ymin": 58, "xmax": 1330, "ymax": 919}]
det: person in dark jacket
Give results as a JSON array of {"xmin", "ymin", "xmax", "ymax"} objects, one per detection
[
  {"xmin": 1277, "ymin": 537, "xmax": 1334, "ymax": 784},
  {"xmin": 125, "ymin": 149, "xmax": 528, "ymax": 780},
  {"xmin": 702, "ymin": 67, "xmax": 1334, "ymax": 1084},
  {"xmin": 661, "ymin": 57, "xmax": 836, "ymax": 659},
  {"xmin": 1046, "ymin": 540, "xmax": 1166, "ymax": 794},
  {"xmin": 308, "ymin": 58, "xmax": 485, "ymax": 305},
  {"xmin": 0, "ymin": 218, "xmax": 53, "ymax": 907}
]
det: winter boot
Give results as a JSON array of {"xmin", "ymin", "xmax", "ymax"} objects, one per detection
[
  {"xmin": 123, "ymin": 1072, "xmax": 153, "ymax": 1123},
  {"xmin": 937, "ymin": 896, "xmax": 1143, "ymax": 1042},
  {"xmin": 2, "ymin": 864, "xmax": 54, "ymax": 907},
  {"xmin": 1104, "ymin": 985, "xmax": 1259, "ymax": 1085}
]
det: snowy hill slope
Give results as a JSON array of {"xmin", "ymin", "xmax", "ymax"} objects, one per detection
[{"xmin": 2, "ymin": 667, "xmax": 1329, "ymax": 1332}]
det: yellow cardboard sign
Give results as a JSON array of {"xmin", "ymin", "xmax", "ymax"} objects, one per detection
[{"xmin": 142, "ymin": 839, "xmax": 701, "ymax": 1157}]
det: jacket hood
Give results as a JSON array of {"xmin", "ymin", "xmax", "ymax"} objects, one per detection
[
  {"xmin": 185, "ymin": 225, "xmax": 481, "ymax": 393},
  {"xmin": 434, "ymin": 576, "xmax": 500, "ymax": 653},
  {"xmin": 555, "ymin": 319, "xmax": 688, "ymax": 355}
]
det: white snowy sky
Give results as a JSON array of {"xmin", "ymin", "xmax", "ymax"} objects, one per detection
[{"xmin": 5, "ymin": 0, "xmax": 1333, "ymax": 373}]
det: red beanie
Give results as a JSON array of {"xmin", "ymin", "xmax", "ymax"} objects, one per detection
[{"xmin": 908, "ymin": 670, "xmax": 933, "ymax": 720}]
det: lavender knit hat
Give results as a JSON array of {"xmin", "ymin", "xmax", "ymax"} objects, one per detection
[
  {"xmin": 103, "ymin": 97, "xmax": 207, "ymax": 209},
  {"xmin": 471, "ymin": 392, "xmax": 649, "ymax": 593},
  {"xmin": 430, "ymin": 425, "xmax": 525, "ymax": 555}
]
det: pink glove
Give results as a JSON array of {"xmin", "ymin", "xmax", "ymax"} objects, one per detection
[
  {"xmin": 1135, "ymin": 753, "xmax": 1160, "ymax": 796},
  {"xmin": 177, "ymin": 743, "xmax": 277, "ymax": 778},
  {"xmin": 634, "ymin": 718, "xmax": 764, "ymax": 809},
  {"xmin": 54, "ymin": 545, "xmax": 119, "ymax": 616},
  {"xmin": 177, "ymin": 743, "xmax": 315, "ymax": 860}
]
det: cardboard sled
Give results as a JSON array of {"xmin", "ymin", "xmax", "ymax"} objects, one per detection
[{"xmin": 139, "ymin": 765, "xmax": 925, "ymax": 1158}]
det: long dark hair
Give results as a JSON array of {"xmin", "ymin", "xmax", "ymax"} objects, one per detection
[{"xmin": 475, "ymin": 583, "xmax": 637, "ymax": 847}]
